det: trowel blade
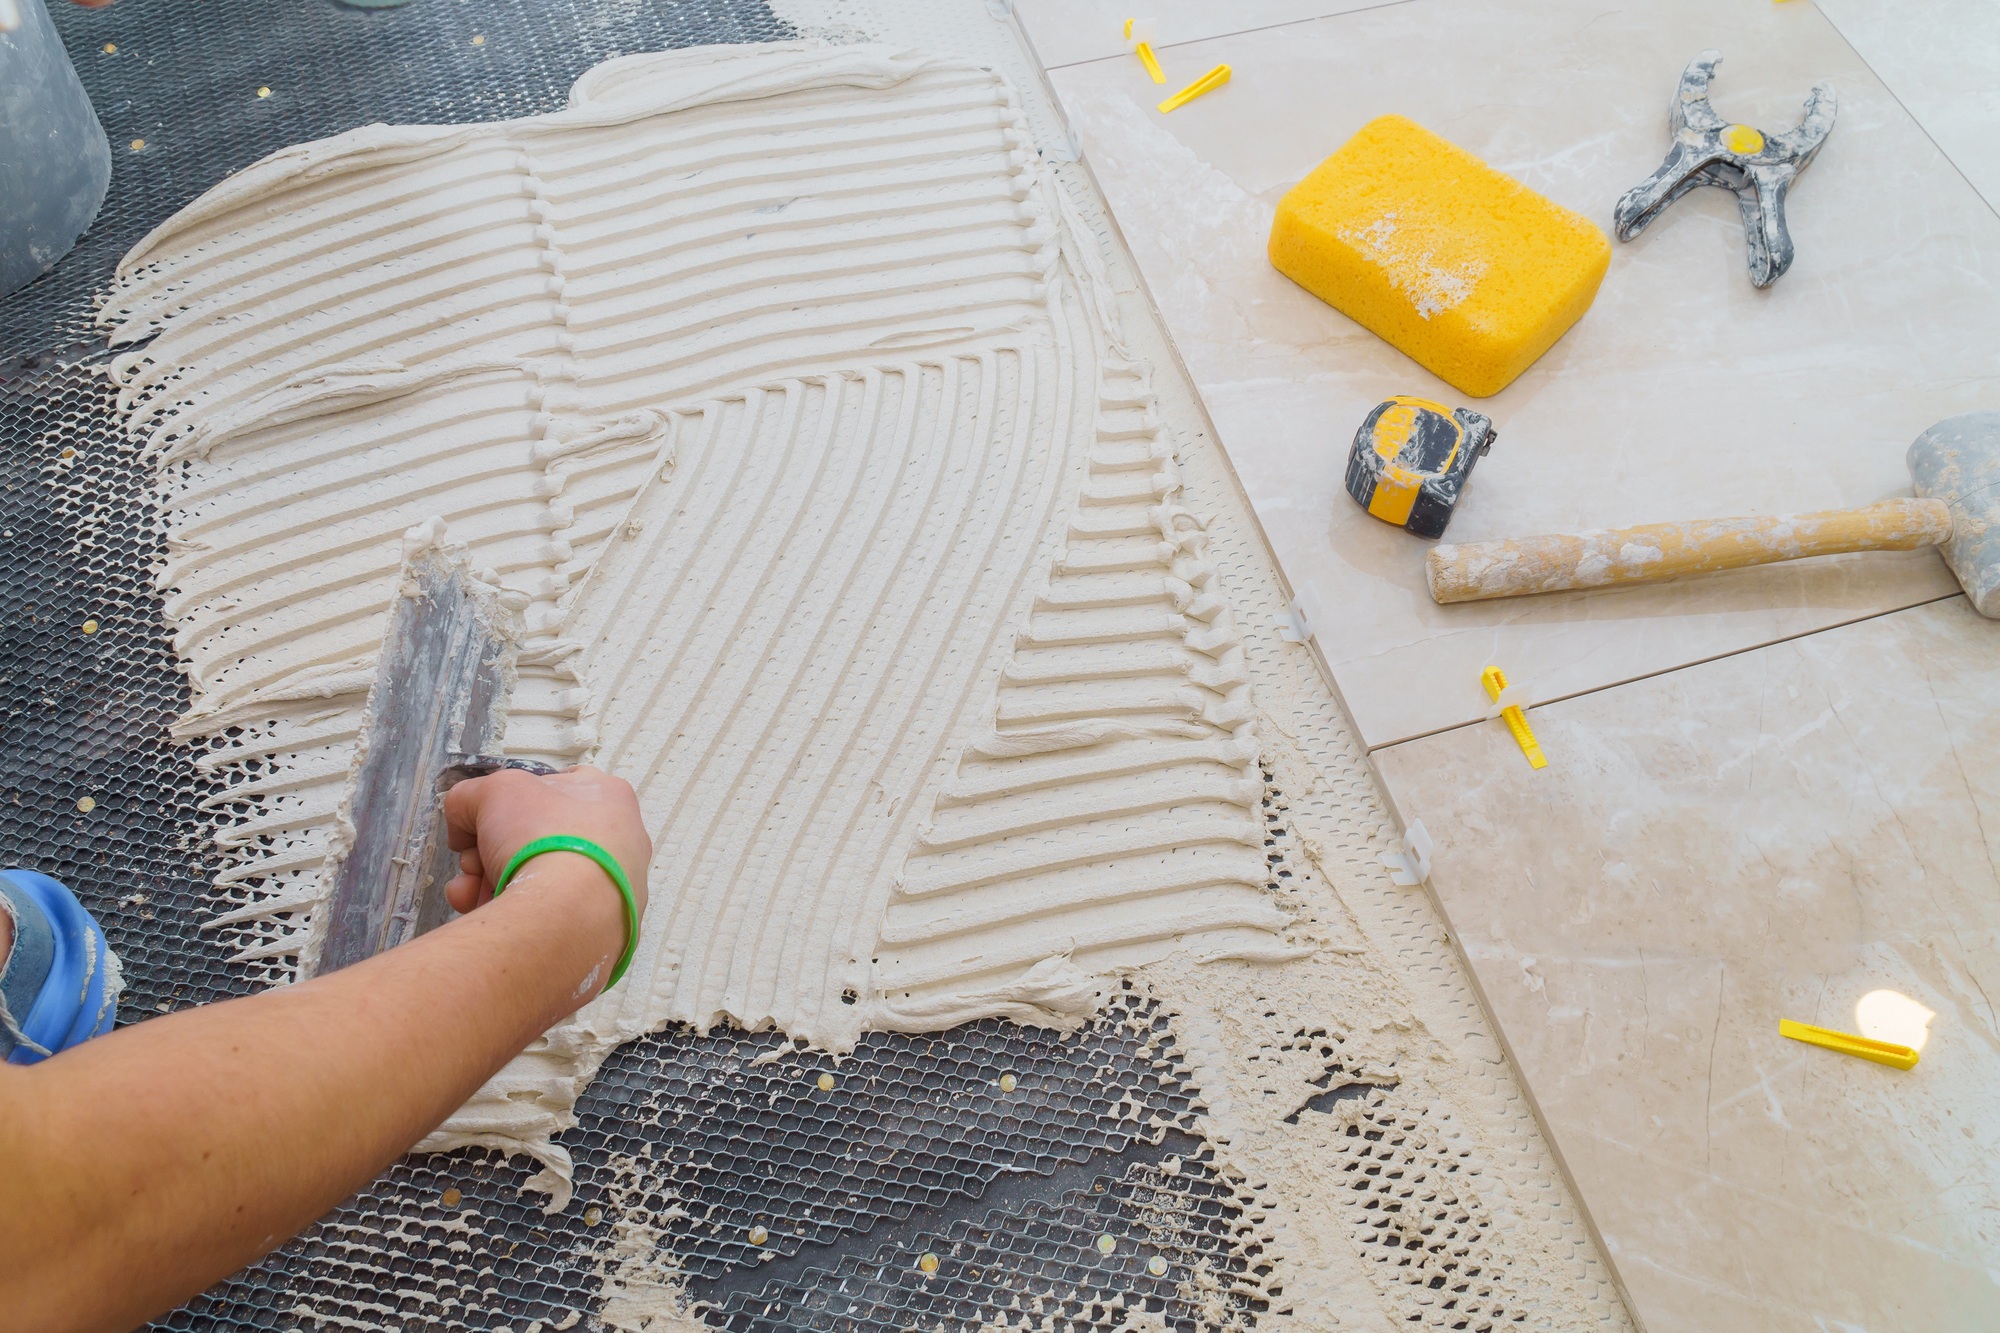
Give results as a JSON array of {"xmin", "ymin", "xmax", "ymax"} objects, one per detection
[{"xmin": 313, "ymin": 547, "xmax": 520, "ymax": 975}]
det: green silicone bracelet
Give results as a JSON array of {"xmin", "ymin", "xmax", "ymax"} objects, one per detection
[{"xmin": 491, "ymin": 835, "xmax": 639, "ymax": 990}]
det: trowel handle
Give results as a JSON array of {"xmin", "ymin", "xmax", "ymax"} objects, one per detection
[
  {"xmin": 1426, "ymin": 497, "xmax": 1951, "ymax": 604},
  {"xmin": 437, "ymin": 753, "xmax": 559, "ymax": 790}
]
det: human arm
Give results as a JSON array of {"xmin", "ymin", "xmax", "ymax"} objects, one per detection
[{"xmin": 0, "ymin": 766, "xmax": 650, "ymax": 1333}]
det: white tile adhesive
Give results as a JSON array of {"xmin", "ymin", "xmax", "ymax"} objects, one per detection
[
  {"xmin": 102, "ymin": 29, "xmax": 1635, "ymax": 1328},
  {"xmin": 102, "ymin": 40, "xmax": 1288, "ymax": 1197}
]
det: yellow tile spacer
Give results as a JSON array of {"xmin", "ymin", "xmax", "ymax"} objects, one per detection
[
  {"xmin": 1780, "ymin": 1018, "xmax": 1918, "ymax": 1070},
  {"xmin": 1158, "ymin": 63, "xmax": 1230, "ymax": 114},
  {"xmin": 1481, "ymin": 665, "xmax": 1546, "ymax": 769},
  {"xmin": 1123, "ymin": 18, "xmax": 1166, "ymax": 84}
]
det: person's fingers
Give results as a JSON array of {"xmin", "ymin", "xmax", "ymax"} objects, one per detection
[
  {"xmin": 444, "ymin": 872, "xmax": 478, "ymax": 915},
  {"xmin": 438, "ymin": 762, "xmax": 651, "ymax": 926},
  {"xmin": 543, "ymin": 764, "xmax": 606, "ymax": 795},
  {"xmin": 455, "ymin": 848, "xmax": 486, "ymax": 908},
  {"xmin": 442, "ymin": 773, "xmax": 487, "ymax": 852}
]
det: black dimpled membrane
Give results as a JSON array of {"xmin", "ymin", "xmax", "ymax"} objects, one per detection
[{"xmin": 1, "ymin": 3, "xmax": 1268, "ymax": 1328}]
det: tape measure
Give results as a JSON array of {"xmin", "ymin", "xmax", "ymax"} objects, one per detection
[{"xmin": 1344, "ymin": 396, "xmax": 1496, "ymax": 539}]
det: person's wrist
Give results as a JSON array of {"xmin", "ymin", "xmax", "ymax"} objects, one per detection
[{"xmin": 495, "ymin": 850, "xmax": 629, "ymax": 982}]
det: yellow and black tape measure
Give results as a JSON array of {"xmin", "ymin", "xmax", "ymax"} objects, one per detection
[{"xmin": 1344, "ymin": 396, "xmax": 1495, "ymax": 539}]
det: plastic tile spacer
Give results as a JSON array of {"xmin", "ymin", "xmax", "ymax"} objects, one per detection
[
  {"xmin": 1122, "ymin": 18, "xmax": 1166, "ymax": 84},
  {"xmin": 1780, "ymin": 1018, "xmax": 1919, "ymax": 1071},
  {"xmin": 1482, "ymin": 665, "xmax": 1546, "ymax": 769},
  {"xmin": 1379, "ymin": 819, "xmax": 1432, "ymax": 886},
  {"xmin": 1278, "ymin": 580, "xmax": 1324, "ymax": 643},
  {"xmin": 1158, "ymin": 63, "xmax": 1230, "ymax": 114}
]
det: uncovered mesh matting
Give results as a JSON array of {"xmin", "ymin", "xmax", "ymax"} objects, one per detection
[
  {"xmin": 1, "ymin": 2, "xmax": 1281, "ymax": 1328},
  {"xmin": 163, "ymin": 992, "xmax": 1271, "ymax": 1331}
]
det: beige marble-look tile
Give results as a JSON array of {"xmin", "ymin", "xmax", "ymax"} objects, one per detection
[
  {"xmin": 1047, "ymin": 0, "xmax": 1997, "ymax": 748},
  {"xmin": 1373, "ymin": 597, "xmax": 2000, "ymax": 1333},
  {"xmin": 1816, "ymin": 0, "xmax": 2000, "ymax": 216},
  {"xmin": 1011, "ymin": 0, "xmax": 1384, "ymax": 71}
]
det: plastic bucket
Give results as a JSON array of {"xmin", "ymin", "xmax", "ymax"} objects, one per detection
[{"xmin": 1, "ymin": 0, "xmax": 112, "ymax": 298}]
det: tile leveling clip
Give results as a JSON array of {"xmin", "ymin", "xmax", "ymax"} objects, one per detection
[
  {"xmin": 1482, "ymin": 666, "xmax": 1545, "ymax": 769},
  {"xmin": 1123, "ymin": 18, "xmax": 1165, "ymax": 84}
]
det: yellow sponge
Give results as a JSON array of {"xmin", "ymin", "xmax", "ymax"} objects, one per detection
[{"xmin": 1269, "ymin": 115, "xmax": 1609, "ymax": 397}]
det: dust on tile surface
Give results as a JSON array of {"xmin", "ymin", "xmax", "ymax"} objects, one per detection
[
  {"xmin": 1375, "ymin": 597, "xmax": 2000, "ymax": 1331},
  {"xmin": 1044, "ymin": 0, "xmax": 1997, "ymax": 747}
]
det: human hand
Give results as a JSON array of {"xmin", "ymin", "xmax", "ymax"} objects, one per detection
[{"xmin": 441, "ymin": 766, "xmax": 652, "ymax": 927}]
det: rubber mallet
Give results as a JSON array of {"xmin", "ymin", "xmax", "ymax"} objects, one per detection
[{"xmin": 1425, "ymin": 411, "xmax": 2000, "ymax": 617}]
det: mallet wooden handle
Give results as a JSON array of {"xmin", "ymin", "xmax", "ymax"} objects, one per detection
[{"xmin": 1427, "ymin": 498, "xmax": 1952, "ymax": 604}]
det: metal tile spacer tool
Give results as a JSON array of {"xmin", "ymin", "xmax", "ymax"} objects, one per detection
[{"xmin": 1613, "ymin": 50, "xmax": 1835, "ymax": 288}]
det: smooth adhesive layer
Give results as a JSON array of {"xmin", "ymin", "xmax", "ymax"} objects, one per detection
[{"xmin": 102, "ymin": 41, "xmax": 1284, "ymax": 1202}]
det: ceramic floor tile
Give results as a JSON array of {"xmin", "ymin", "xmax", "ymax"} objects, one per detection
[
  {"xmin": 1816, "ymin": 0, "xmax": 2000, "ymax": 216},
  {"xmin": 1046, "ymin": 0, "xmax": 1997, "ymax": 748},
  {"xmin": 1373, "ymin": 596, "xmax": 2000, "ymax": 1333},
  {"xmin": 1011, "ymin": 0, "xmax": 1386, "ymax": 71}
]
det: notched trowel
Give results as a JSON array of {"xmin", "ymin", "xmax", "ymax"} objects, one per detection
[{"xmin": 310, "ymin": 537, "xmax": 553, "ymax": 976}]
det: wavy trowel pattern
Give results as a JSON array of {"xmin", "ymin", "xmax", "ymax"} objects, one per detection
[
  {"xmin": 100, "ymin": 41, "xmax": 1286, "ymax": 1192},
  {"xmin": 876, "ymin": 358, "xmax": 1296, "ymax": 1028}
]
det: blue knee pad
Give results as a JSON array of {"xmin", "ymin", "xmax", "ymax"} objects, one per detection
[{"xmin": 0, "ymin": 869, "xmax": 122, "ymax": 1064}]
